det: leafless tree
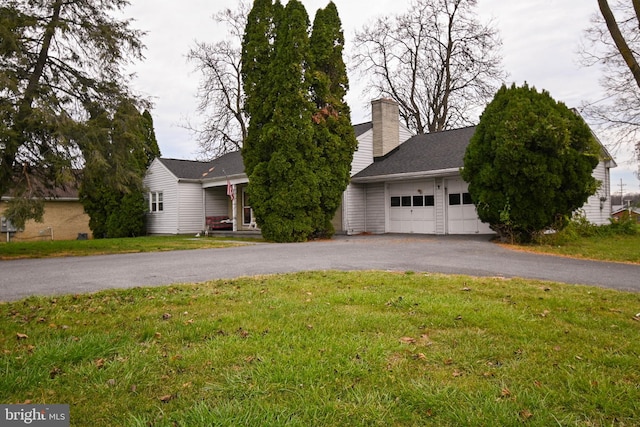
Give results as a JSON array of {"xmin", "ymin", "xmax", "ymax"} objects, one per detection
[
  {"xmin": 186, "ymin": 1, "xmax": 249, "ymax": 159},
  {"xmin": 580, "ymin": 0, "xmax": 640, "ymax": 174},
  {"xmin": 352, "ymin": 0, "xmax": 507, "ymax": 134}
]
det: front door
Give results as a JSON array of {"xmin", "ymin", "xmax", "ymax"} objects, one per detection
[{"xmin": 242, "ymin": 187, "xmax": 256, "ymax": 228}]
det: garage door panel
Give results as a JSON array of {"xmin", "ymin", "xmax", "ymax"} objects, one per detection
[
  {"xmin": 446, "ymin": 178, "xmax": 493, "ymax": 235},
  {"xmin": 388, "ymin": 181, "xmax": 435, "ymax": 234}
]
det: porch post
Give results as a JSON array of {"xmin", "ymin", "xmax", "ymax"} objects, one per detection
[{"xmin": 232, "ymin": 184, "xmax": 237, "ymax": 231}]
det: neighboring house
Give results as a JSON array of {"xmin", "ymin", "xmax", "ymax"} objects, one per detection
[
  {"xmin": 144, "ymin": 98, "xmax": 616, "ymax": 236},
  {"xmin": 612, "ymin": 206, "xmax": 640, "ymax": 223},
  {"xmin": 0, "ymin": 186, "xmax": 91, "ymax": 242}
]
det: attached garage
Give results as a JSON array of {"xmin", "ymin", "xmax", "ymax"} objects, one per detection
[{"xmin": 351, "ymin": 126, "xmax": 497, "ymax": 236}]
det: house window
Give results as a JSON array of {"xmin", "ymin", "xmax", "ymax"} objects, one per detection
[
  {"xmin": 413, "ymin": 195, "xmax": 424, "ymax": 206},
  {"xmin": 449, "ymin": 193, "xmax": 461, "ymax": 205},
  {"xmin": 425, "ymin": 195, "xmax": 435, "ymax": 206},
  {"xmin": 390, "ymin": 196, "xmax": 401, "ymax": 207},
  {"xmin": 463, "ymin": 192, "xmax": 473, "ymax": 205},
  {"xmin": 401, "ymin": 196, "xmax": 412, "ymax": 207},
  {"xmin": 150, "ymin": 191, "xmax": 163, "ymax": 212}
]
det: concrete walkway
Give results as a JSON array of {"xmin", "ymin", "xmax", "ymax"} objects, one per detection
[{"xmin": 1, "ymin": 234, "xmax": 638, "ymax": 301}]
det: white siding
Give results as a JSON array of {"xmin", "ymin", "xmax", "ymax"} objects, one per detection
[
  {"xmin": 177, "ymin": 183, "xmax": 205, "ymax": 234},
  {"xmin": 581, "ymin": 161, "xmax": 611, "ymax": 225},
  {"xmin": 399, "ymin": 124, "xmax": 413, "ymax": 144},
  {"xmin": 205, "ymin": 188, "xmax": 230, "ymax": 217},
  {"xmin": 144, "ymin": 160, "xmax": 179, "ymax": 234},
  {"xmin": 365, "ymin": 183, "xmax": 386, "ymax": 234},
  {"xmin": 344, "ymin": 183, "xmax": 366, "ymax": 234},
  {"xmin": 351, "ymin": 129, "xmax": 373, "ymax": 176}
]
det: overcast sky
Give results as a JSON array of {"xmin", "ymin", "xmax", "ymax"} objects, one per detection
[{"xmin": 124, "ymin": 0, "xmax": 638, "ymax": 192}]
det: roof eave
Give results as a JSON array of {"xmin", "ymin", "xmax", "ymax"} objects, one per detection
[
  {"xmin": 351, "ymin": 167, "xmax": 461, "ymax": 183},
  {"xmin": 201, "ymin": 173, "xmax": 248, "ymax": 188}
]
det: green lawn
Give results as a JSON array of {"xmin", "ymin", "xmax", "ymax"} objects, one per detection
[
  {"xmin": 1, "ymin": 271, "xmax": 638, "ymax": 426},
  {"xmin": 525, "ymin": 234, "xmax": 640, "ymax": 264},
  {"xmin": 0, "ymin": 236, "xmax": 259, "ymax": 260}
]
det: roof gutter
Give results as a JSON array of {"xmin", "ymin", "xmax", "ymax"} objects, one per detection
[
  {"xmin": 351, "ymin": 167, "xmax": 461, "ymax": 184},
  {"xmin": 201, "ymin": 173, "xmax": 248, "ymax": 188}
]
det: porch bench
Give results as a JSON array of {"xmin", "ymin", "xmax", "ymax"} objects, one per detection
[{"xmin": 206, "ymin": 215, "xmax": 233, "ymax": 231}]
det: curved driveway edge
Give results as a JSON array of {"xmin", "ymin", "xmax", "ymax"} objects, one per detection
[{"xmin": 1, "ymin": 234, "xmax": 638, "ymax": 301}]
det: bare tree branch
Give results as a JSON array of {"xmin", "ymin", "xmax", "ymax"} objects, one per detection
[
  {"xmin": 581, "ymin": 0, "xmax": 640, "ymax": 177},
  {"xmin": 352, "ymin": 0, "xmax": 506, "ymax": 134},
  {"xmin": 186, "ymin": 1, "xmax": 249, "ymax": 160}
]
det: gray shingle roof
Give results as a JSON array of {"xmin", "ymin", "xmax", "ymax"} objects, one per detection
[
  {"xmin": 353, "ymin": 126, "xmax": 476, "ymax": 179},
  {"xmin": 353, "ymin": 122, "xmax": 373, "ymax": 138},
  {"xmin": 159, "ymin": 151, "xmax": 245, "ymax": 180}
]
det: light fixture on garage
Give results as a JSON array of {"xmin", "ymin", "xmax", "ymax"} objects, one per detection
[{"xmin": 417, "ymin": 189, "xmax": 423, "ymax": 194}]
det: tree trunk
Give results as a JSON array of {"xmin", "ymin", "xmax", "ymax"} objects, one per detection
[{"xmin": 598, "ymin": 0, "xmax": 640, "ymax": 90}]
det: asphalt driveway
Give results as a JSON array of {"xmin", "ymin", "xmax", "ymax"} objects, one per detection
[{"xmin": 1, "ymin": 234, "xmax": 639, "ymax": 301}]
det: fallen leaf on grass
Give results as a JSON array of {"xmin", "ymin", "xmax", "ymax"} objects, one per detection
[
  {"xmin": 159, "ymin": 394, "xmax": 176, "ymax": 403},
  {"xmin": 632, "ymin": 313, "xmax": 640, "ymax": 321},
  {"xmin": 519, "ymin": 409, "xmax": 533, "ymax": 421},
  {"xmin": 452, "ymin": 370, "xmax": 463, "ymax": 377},
  {"xmin": 500, "ymin": 387, "xmax": 511, "ymax": 398},
  {"xmin": 95, "ymin": 358, "xmax": 105, "ymax": 369},
  {"xmin": 49, "ymin": 367, "xmax": 62, "ymax": 379},
  {"xmin": 16, "ymin": 333, "xmax": 28, "ymax": 340},
  {"xmin": 399, "ymin": 337, "xmax": 416, "ymax": 345}
]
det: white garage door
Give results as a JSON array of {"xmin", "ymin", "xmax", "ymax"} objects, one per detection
[
  {"xmin": 388, "ymin": 181, "xmax": 436, "ymax": 234},
  {"xmin": 446, "ymin": 178, "xmax": 493, "ymax": 234}
]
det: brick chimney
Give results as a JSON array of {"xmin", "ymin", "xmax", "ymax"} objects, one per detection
[{"xmin": 372, "ymin": 98, "xmax": 400, "ymax": 158}]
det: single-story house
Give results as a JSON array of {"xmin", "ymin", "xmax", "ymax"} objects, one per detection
[
  {"xmin": 144, "ymin": 98, "xmax": 616, "ymax": 236},
  {"xmin": 611, "ymin": 206, "xmax": 640, "ymax": 223},
  {"xmin": 0, "ymin": 185, "xmax": 91, "ymax": 242}
]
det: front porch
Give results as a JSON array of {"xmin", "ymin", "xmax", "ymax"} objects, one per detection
[{"xmin": 203, "ymin": 182, "xmax": 258, "ymax": 233}]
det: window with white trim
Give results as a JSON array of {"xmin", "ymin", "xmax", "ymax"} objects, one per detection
[{"xmin": 150, "ymin": 191, "xmax": 163, "ymax": 212}]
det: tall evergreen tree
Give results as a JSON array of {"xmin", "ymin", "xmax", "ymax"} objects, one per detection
[
  {"xmin": 0, "ymin": 0, "xmax": 144, "ymax": 227},
  {"xmin": 79, "ymin": 102, "xmax": 160, "ymax": 238},
  {"xmin": 241, "ymin": 0, "xmax": 281, "ymax": 176},
  {"xmin": 462, "ymin": 84, "xmax": 600, "ymax": 243},
  {"xmin": 246, "ymin": 0, "xmax": 320, "ymax": 242},
  {"xmin": 308, "ymin": 2, "xmax": 357, "ymax": 237},
  {"xmin": 241, "ymin": 0, "xmax": 356, "ymax": 242}
]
